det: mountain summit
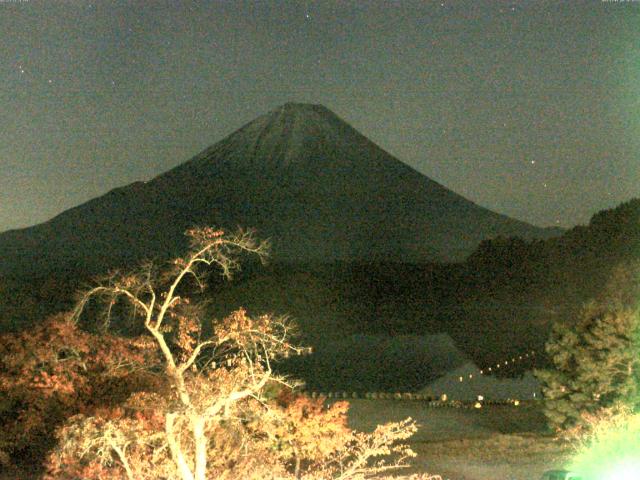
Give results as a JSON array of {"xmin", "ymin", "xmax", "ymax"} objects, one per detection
[{"xmin": 0, "ymin": 103, "xmax": 559, "ymax": 275}]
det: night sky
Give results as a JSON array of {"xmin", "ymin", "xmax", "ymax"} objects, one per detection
[{"xmin": 1, "ymin": 0, "xmax": 638, "ymax": 233}]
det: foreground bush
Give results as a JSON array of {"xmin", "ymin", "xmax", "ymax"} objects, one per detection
[
  {"xmin": 0, "ymin": 313, "xmax": 158, "ymax": 473},
  {"xmin": 535, "ymin": 264, "xmax": 640, "ymax": 432},
  {"xmin": 3, "ymin": 227, "xmax": 435, "ymax": 479}
]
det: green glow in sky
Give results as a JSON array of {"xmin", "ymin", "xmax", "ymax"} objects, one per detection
[
  {"xmin": 569, "ymin": 408, "xmax": 640, "ymax": 480},
  {"xmin": 601, "ymin": 459, "xmax": 640, "ymax": 480}
]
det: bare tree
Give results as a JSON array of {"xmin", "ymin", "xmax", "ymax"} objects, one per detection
[
  {"xmin": 68, "ymin": 227, "xmax": 307, "ymax": 480},
  {"xmin": 48, "ymin": 227, "xmax": 426, "ymax": 480}
]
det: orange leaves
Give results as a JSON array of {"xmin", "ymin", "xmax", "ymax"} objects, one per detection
[
  {"xmin": 185, "ymin": 226, "xmax": 225, "ymax": 248},
  {"xmin": 32, "ymin": 371, "xmax": 75, "ymax": 397},
  {"xmin": 211, "ymin": 309, "xmax": 298, "ymax": 365},
  {"xmin": 271, "ymin": 395, "xmax": 352, "ymax": 463},
  {"xmin": 186, "ymin": 226, "xmax": 225, "ymax": 238},
  {"xmin": 44, "ymin": 407, "xmax": 167, "ymax": 480},
  {"xmin": 185, "ymin": 226, "xmax": 227, "ymax": 258},
  {"xmin": 2, "ymin": 309, "xmax": 420, "ymax": 480},
  {"xmin": 119, "ymin": 275, "xmax": 138, "ymax": 289},
  {"xmin": 175, "ymin": 316, "xmax": 199, "ymax": 356},
  {"xmin": 173, "ymin": 257, "xmax": 188, "ymax": 268},
  {"xmin": 0, "ymin": 313, "xmax": 161, "ymax": 471},
  {"xmin": 125, "ymin": 392, "xmax": 167, "ymax": 425},
  {"xmin": 3, "ymin": 227, "xmax": 423, "ymax": 479}
]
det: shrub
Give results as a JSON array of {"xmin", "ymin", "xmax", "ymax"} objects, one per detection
[
  {"xmin": 0, "ymin": 313, "xmax": 158, "ymax": 473},
  {"xmin": 535, "ymin": 264, "xmax": 640, "ymax": 432}
]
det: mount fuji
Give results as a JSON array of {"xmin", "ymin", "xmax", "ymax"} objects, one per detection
[{"xmin": 0, "ymin": 103, "xmax": 560, "ymax": 276}]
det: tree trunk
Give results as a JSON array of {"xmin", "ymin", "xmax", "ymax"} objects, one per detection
[
  {"xmin": 192, "ymin": 416, "xmax": 208, "ymax": 480},
  {"xmin": 166, "ymin": 413, "xmax": 195, "ymax": 480},
  {"xmin": 294, "ymin": 449, "xmax": 301, "ymax": 480}
]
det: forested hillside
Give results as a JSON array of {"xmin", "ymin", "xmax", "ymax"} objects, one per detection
[{"xmin": 1, "ymin": 199, "xmax": 637, "ymax": 383}]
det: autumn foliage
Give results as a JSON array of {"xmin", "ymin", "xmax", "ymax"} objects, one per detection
[
  {"xmin": 0, "ymin": 313, "xmax": 159, "ymax": 475},
  {"xmin": 0, "ymin": 227, "xmax": 429, "ymax": 479}
]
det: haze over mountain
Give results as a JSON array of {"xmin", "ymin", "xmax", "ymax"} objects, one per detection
[{"xmin": 0, "ymin": 103, "xmax": 560, "ymax": 276}]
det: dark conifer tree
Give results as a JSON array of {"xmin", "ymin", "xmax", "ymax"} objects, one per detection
[{"xmin": 536, "ymin": 265, "xmax": 640, "ymax": 431}]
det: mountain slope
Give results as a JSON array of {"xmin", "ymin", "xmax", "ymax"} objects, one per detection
[{"xmin": 0, "ymin": 103, "xmax": 560, "ymax": 276}]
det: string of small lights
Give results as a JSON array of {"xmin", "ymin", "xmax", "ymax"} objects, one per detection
[
  {"xmin": 305, "ymin": 347, "xmax": 542, "ymax": 406},
  {"xmin": 456, "ymin": 350, "xmax": 537, "ymax": 383}
]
